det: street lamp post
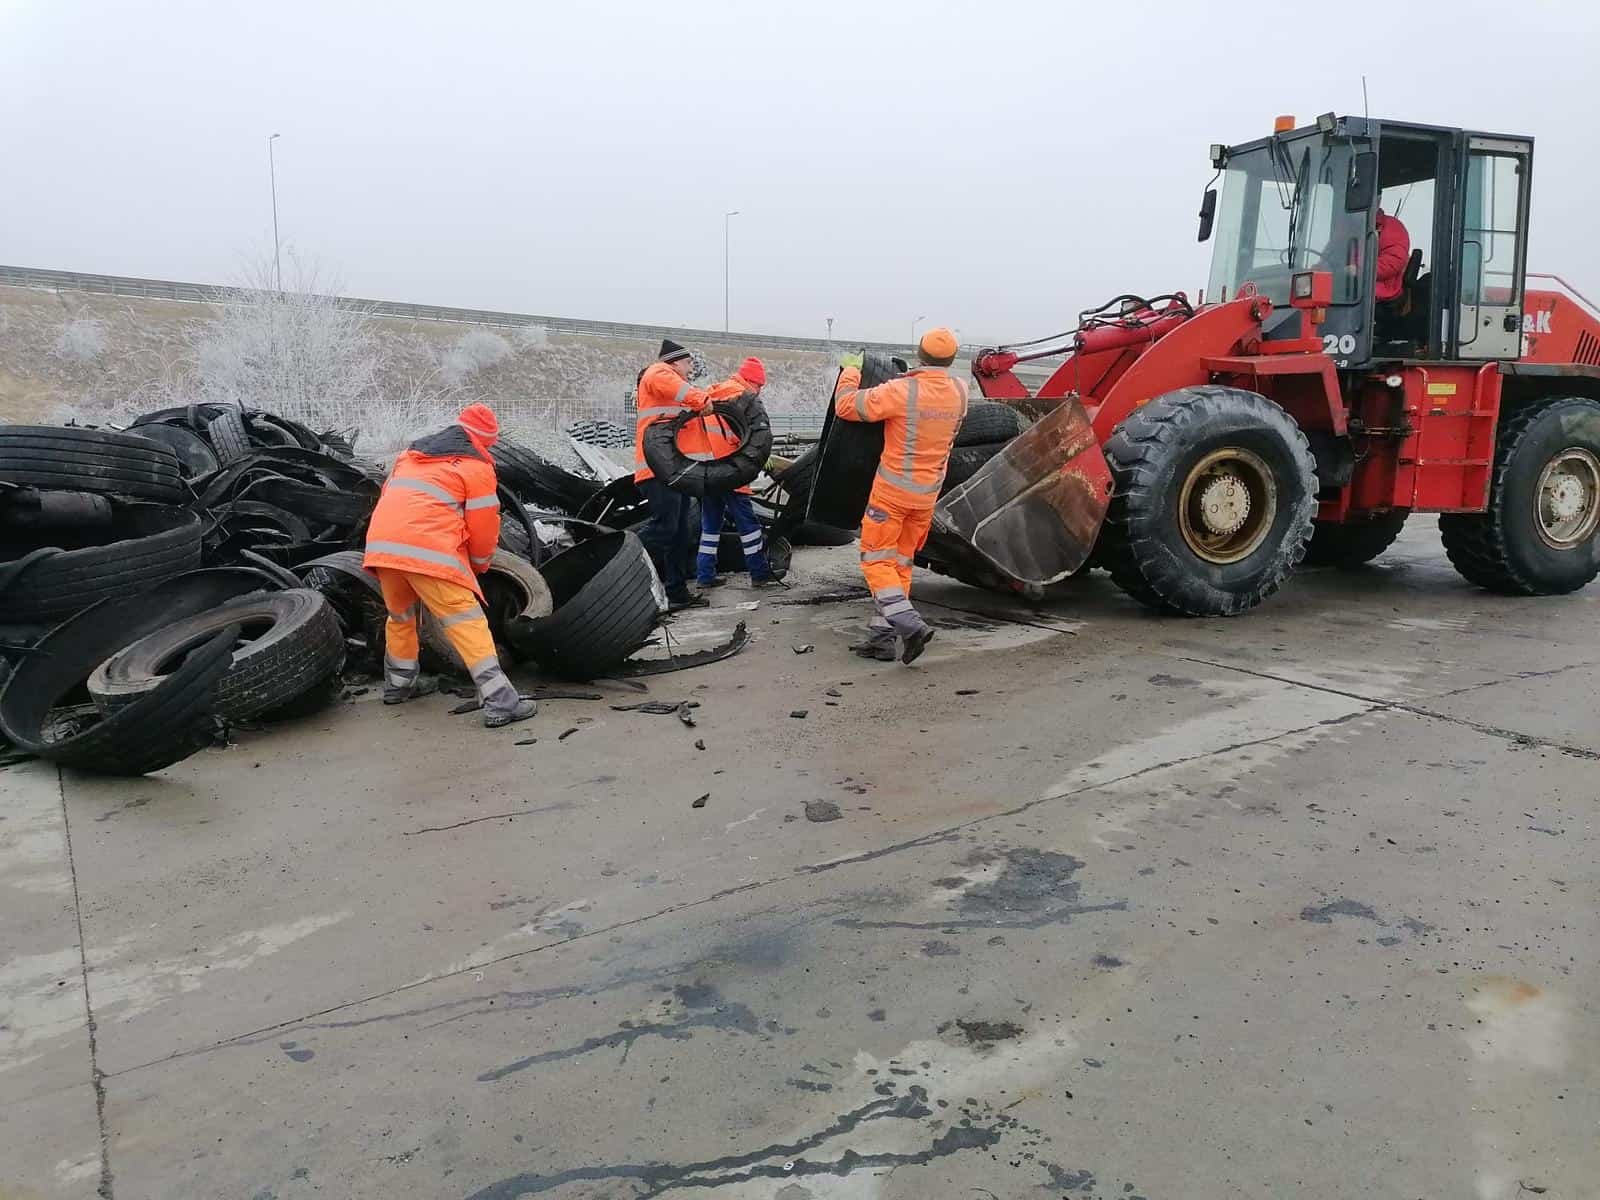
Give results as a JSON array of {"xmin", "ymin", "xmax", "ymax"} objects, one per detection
[
  {"xmin": 912, "ymin": 314, "xmax": 927, "ymax": 347},
  {"xmin": 267, "ymin": 133, "xmax": 282, "ymax": 291},
  {"xmin": 826, "ymin": 316, "xmax": 834, "ymax": 347},
  {"xmin": 723, "ymin": 210, "xmax": 740, "ymax": 333}
]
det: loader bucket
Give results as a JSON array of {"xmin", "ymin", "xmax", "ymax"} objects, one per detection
[{"xmin": 928, "ymin": 397, "xmax": 1112, "ymax": 587}]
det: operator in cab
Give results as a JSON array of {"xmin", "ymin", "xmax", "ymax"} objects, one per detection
[{"xmin": 1375, "ymin": 207, "xmax": 1411, "ymax": 303}]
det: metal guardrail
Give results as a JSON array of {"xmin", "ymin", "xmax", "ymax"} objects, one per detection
[{"xmin": 0, "ymin": 263, "xmax": 916, "ymax": 356}]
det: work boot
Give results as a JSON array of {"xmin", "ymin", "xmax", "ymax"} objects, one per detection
[
  {"xmin": 697, "ymin": 576, "xmax": 729, "ymax": 589},
  {"xmin": 899, "ymin": 625, "xmax": 936, "ymax": 665},
  {"xmin": 484, "ymin": 696, "xmax": 538, "ymax": 729},
  {"xmin": 667, "ymin": 589, "xmax": 710, "ymax": 612},
  {"xmin": 750, "ymin": 575, "xmax": 789, "ymax": 590},
  {"xmin": 383, "ymin": 674, "xmax": 441, "ymax": 706},
  {"xmin": 887, "ymin": 609, "xmax": 936, "ymax": 665},
  {"xmin": 849, "ymin": 625, "xmax": 898, "ymax": 661}
]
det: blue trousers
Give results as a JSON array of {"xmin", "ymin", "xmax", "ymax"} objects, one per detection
[
  {"xmin": 639, "ymin": 477, "xmax": 693, "ymax": 595},
  {"xmin": 697, "ymin": 491, "xmax": 772, "ymax": 583}
]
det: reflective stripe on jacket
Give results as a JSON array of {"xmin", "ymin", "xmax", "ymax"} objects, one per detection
[
  {"xmin": 634, "ymin": 361, "xmax": 709, "ymax": 482},
  {"xmin": 834, "ymin": 365, "xmax": 969, "ymax": 507},
  {"xmin": 363, "ymin": 426, "xmax": 501, "ymax": 594}
]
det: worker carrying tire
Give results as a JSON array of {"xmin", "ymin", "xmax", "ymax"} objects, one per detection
[
  {"xmin": 635, "ymin": 339, "xmax": 712, "ymax": 610},
  {"xmin": 834, "ymin": 327, "xmax": 969, "ymax": 663},
  {"xmin": 363, "ymin": 403, "xmax": 537, "ymax": 728},
  {"xmin": 693, "ymin": 356, "xmax": 783, "ymax": 589}
]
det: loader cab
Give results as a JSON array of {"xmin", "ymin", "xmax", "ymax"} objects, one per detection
[{"xmin": 1203, "ymin": 116, "xmax": 1533, "ymax": 366}]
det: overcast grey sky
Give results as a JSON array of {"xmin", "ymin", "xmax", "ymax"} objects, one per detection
[{"xmin": 3, "ymin": 0, "xmax": 1598, "ymax": 343}]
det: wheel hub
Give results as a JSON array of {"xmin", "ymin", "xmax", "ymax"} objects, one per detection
[
  {"xmin": 1535, "ymin": 448, "xmax": 1600, "ymax": 550},
  {"xmin": 1197, "ymin": 476, "xmax": 1251, "ymax": 536},
  {"xmin": 1178, "ymin": 447, "xmax": 1279, "ymax": 565}
]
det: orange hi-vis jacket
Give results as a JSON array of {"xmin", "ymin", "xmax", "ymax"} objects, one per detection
[
  {"xmin": 834, "ymin": 365, "xmax": 970, "ymax": 508},
  {"xmin": 363, "ymin": 426, "xmax": 501, "ymax": 596},
  {"xmin": 634, "ymin": 361, "xmax": 710, "ymax": 483}
]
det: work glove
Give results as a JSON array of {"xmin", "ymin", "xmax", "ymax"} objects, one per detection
[{"xmin": 838, "ymin": 351, "xmax": 864, "ymax": 371}]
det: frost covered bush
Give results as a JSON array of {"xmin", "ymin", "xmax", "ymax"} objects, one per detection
[
  {"xmin": 516, "ymin": 323, "xmax": 549, "ymax": 350},
  {"xmin": 440, "ymin": 329, "xmax": 512, "ymax": 384},
  {"xmin": 54, "ymin": 317, "xmax": 108, "ymax": 363}
]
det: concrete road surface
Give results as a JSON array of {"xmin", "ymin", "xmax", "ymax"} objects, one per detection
[{"xmin": 4, "ymin": 526, "xmax": 1597, "ymax": 1200}]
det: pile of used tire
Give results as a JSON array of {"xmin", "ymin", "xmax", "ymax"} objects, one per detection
[{"xmin": 0, "ymin": 413, "xmax": 673, "ymax": 774}]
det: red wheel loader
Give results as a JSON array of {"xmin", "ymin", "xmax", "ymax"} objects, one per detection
[{"xmin": 926, "ymin": 113, "xmax": 1600, "ymax": 615}]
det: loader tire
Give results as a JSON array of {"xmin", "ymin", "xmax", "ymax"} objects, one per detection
[
  {"xmin": 88, "ymin": 588, "xmax": 345, "ymax": 722},
  {"xmin": 1439, "ymin": 396, "xmax": 1600, "ymax": 595},
  {"xmin": 1099, "ymin": 385, "xmax": 1317, "ymax": 616},
  {"xmin": 1306, "ymin": 512, "xmax": 1409, "ymax": 567},
  {"xmin": 955, "ymin": 401, "xmax": 1030, "ymax": 447},
  {"xmin": 506, "ymin": 530, "xmax": 660, "ymax": 679},
  {"xmin": 0, "ymin": 425, "xmax": 186, "ymax": 502}
]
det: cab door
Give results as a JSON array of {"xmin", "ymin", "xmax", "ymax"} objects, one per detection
[{"xmin": 1454, "ymin": 136, "xmax": 1532, "ymax": 360}]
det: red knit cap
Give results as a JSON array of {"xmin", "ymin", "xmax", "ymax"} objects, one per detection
[
  {"xmin": 737, "ymin": 357, "xmax": 766, "ymax": 387},
  {"xmin": 457, "ymin": 403, "xmax": 499, "ymax": 446}
]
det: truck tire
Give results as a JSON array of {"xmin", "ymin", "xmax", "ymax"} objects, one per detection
[
  {"xmin": 0, "ymin": 425, "xmax": 186, "ymax": 502},
  {"xmin": 642, "ymin": 397, "xmax": 775, "ymax": 497},
  {"xmin": 1099, "ymin": 385, "xmax": 1317, "ymax": 616},
  {"xmin": 506, "ymin": 531, "xmax": 659, "ymax": 679},
  {"xmin": 955, "ymin": 402, "xmax": 1030, "ymax": 447},
  {"xmin": 0, "ymin": 504, "xmax": 203, "ymax": 621},
  {"xmin": 1439, "ymin": 396, "xmax": 1600, "ymax": 594},
  {"xmin": 940, "ymin": 442, "xmax": 1008, "ymax": 494},
  {"xmin": 1306, "ymin": 512, "xmax": 1408, "ymax": 567},
  {"xmin": 88, "ymin": 588, "xmax": 345, "ymax": 721},
  {"xmin": 207, "ymin": 410, "xmax": 251, "ymax": 465},
  {"xmin": 128, "ymin": 422, "xmax": 220, "ymax": 478}
]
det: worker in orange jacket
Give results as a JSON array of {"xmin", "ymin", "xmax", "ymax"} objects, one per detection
[
  {"xmin": 634, "ymin": 338, "xmax": 711, "ymax": 610},
  {"xmin": 835, "ymin": 328, "xmax": 969, "ymax": 664},
  {"xmin": 363, "ymin": 403, "xmax": 537, "ymax": 728},
  {"xmin": 694, "ymin": 357, "xmax": 779, "ymax": 588}
]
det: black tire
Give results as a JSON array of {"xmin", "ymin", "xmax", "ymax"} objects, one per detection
[
  {"xmin": 1439, "ymin": 396, "xmax": 1600, "ymax": 595},
  {"xmin": 0, "ymin": 568, "xmax": 285, "ymax": 775},
  {"xmin": 490, "ymin": 437, "xmax": 604, "ymax": 513},
  {"xmin": 88, "ymin": 588, "xmax": 345, "ymax": 721},
  {"xmin": 0, "ymin": 504, "xmax": 203, "ymax": 621},
  {"xmin": 806, "ymin": 354, "xmax": 901, "ymax": 530},
  {"xmin": 1306, "ymin": 512, "xmax": 1409, "ymax": 567},
  {"xmin": 1099, "ymin": 385, "xmax": 1317, "ymax": 616},
  {"xmin": 956, "ymin": 401, "xmax": 1030, "ymax": 447},
  {"xmin": 207, "ymin": 410, "xmax": 251, "ymax": 465},
  {"xmin": 506, "ymin": 530, "xmax": 659, "ymax": 679},
  {"xmin": 940, "ymin": 442, "xmax": 1008, "ymax": 495},
  {"xmin": 242, "ymin": 476, "xmax": 377, "ymax": 527},
  {"xmin": 643, "ymin": 397, "xmax": 775, "ymax": 497},
  {"xmin": 0, "ymin": 425, "xmax": 186, "ymax": 502},
  {"xmin": 128, "ymin": 422, "xmax": 220, "ymax": 478}
]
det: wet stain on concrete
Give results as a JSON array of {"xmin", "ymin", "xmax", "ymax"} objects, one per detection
[
  {"xmin": 95, "ymin": 796, "xmax": 151, "ymax": 821},
  {"xmin": 277, "ymin": 1040, "xmax": 314, "ymax": 1063},
  {"xmin": 1147, "ymin": 674, "xmax": 1198, "ymax": 688},
  {"xmin": 922, "ymin": 940, "xmax": 960, "ymax": 957},
  {"xmin": 476, "ymin": 983, "xmax": 760, "ymax": 1082},
  {"xmin": 1301, "ymin": 898, "xmax": 1379, "ymax": 924},
  {"xmin": 804, "ymin": 800, "xmax": 843, "ymax": 823},
  {"xmin": 1092, "ymin": 954, "xmax": 1125, "ymax": 969},
  {"xmin": 786, "ymin": 1077, "xmax": 834, "ymax": 1093},
  {"xmin": 1042, "ymin": 1162, "xmax": 1096, "ymax": 1191},
  {"xmin": 839, "ymin": 847, "xmax": 1126, "ymax": 932},
  {"xmin": 463, "ymin": 1088, "xmax": 1020, "ymax": 1200},
  {"xmin": 953, "ymin": 1018, "xmax": 1023, "ymax": 1046}
]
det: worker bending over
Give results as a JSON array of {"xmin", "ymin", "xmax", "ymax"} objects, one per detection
[
  {"xmin": 834, "ymin": 328, "xmax": 968, "ymax": 664},
  {"xmin": 635, "ymin": 339, "xmax": 711, "ymax": 610},
  {"xmin": 363, "ymin": 404, "xmax": 537, "ymax": 728},
  {"xmin": 694, "ymin": 356, "xmax": 781, "ymax": 588}
]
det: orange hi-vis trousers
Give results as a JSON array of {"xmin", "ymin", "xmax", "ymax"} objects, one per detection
[
  {"xmin": 376, "ymin": 569, "xmax": 521, "ymax": 716},
  {"xmin": 857, "ymin": 485, "xmax": 935, "ymax": 637}
]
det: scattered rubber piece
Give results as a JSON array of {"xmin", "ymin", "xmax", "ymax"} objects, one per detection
[{"xmin": 691, "ymin": 793, "xmax": 708, "ymax": 809}]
